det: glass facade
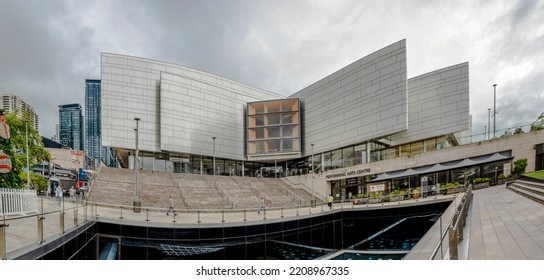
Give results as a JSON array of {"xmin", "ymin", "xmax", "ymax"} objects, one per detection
[
  {"xmin": 85, "ymin": 79, "xmax": 117, "ymax": 167},
  {"xmin": 247, "ymin": 99, "xmax": 301, "ymax": 158},
  {"xmin": 59, "ymin": 103, "xmax": 84, "ymax": 151}
]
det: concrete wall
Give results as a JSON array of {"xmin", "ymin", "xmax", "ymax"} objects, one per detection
[
  {"xmin": 290, "ymin": 40, "xmax": 408, "ymax": 156},
  {"xmin": 101, "ymin": 53, "xmax": 282, "ymax": 159}
]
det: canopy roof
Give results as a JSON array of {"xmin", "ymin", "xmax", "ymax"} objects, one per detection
[{"xmin": 370, "ymin": 151, "xmax": 512, "ymax": 182}]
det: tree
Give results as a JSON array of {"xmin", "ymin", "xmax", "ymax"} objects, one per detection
[
  {"xmin": 513, "ymin": 158, "xmax": 528, "ymax": 177},
  {"xmin": 531, "ymin": 112, "xmax": 544, "ymax": 131},
  {"xmin": 19, "ymin": 172, "xmax": 49, "ymax": 193},
  {"xmin": 0, "ymin": 110, "xmax": 50, "ymax": 189}
]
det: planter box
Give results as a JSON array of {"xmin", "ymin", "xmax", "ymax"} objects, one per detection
[
  {"xmin": 473, "ymin": 182, "xmax": 490, "ymax": 190},
  {"xmin": 369, "ymin": 198, "xmax": 382, "ymax": 204},
  {"xmin": 390, "ymin": 195, "xmax": 405, "ymax": 202}
]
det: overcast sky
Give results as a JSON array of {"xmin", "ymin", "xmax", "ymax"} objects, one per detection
[{"xmin": 1, "ymin": 0, "xmax": 543, "ymax": 142}]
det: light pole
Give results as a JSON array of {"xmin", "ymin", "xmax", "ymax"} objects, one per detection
[
  {"xmin": 493, "ymin": 84, "xmax": 497, "ymax": 138},
  {"xmin": 311, "ymin": 143, "xmax": 315, "ymax": 207},
  {"xmin": 487, "ymin": 108, "xmax": 491, "ymax": 140},
  {"xmin": 25, "ymin": 120, "xmax": 30, "ymax": 189},
  {"xmin": 212, "ymin": 137, "xmax": 216, "ymax": 188},
  {"xmin": 274, "ymin": 144, "xmax": 277, "ymax": 181},
  {"xmin": 133, "ymin": 117, "xmax": 141, "ymax": 213}
]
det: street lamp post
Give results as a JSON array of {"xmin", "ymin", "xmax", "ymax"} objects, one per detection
[
  {"xmin": 212, "ymin": 137, "xmax": 216, "ymax": 188},
  {"xmin": 25, "ymin": 120, "xmax": 30, "ymax": 189},
  {"xmin": 311, "ymin": 143, "xmax": 315, "ymax": 207},
  {"xmin": 493, "ymin": 84, "xmax": 497, "ymax": 138},
  {"xmin": 487, "ymin": 108, "xmax": 491, "ymax": 140},
  {"xmin": 274, "ymin": 145, "xmax": 277, "ymax": 180},
  {"xmin": 133, "ymin": 117, "xmax": 141, "ymax": 213}
]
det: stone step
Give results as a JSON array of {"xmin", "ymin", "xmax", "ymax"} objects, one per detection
[{"xmin": 506, "ymin": 184, "xmax": 544, "ymax": 205}]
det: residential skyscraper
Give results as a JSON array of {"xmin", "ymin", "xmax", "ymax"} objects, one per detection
[
  {"xmin": 1, "ymin": 94, "xmax": 39, "ymax": 131},
  {"xmin": 58, "ymin": 103, "xmax": 84, "ymax": 151},
  {"xmin": 85, "ymin": 79, "xmax": 116, "ymax": 167}
]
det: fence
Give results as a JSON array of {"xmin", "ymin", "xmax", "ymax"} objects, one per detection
[{"xmin": 0, "ymin": 188, "xmax": 38, "ymax": 216}]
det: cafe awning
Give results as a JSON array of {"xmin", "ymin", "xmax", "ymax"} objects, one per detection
[{"xmin": 370, "ymin": 151, "xmax": 512, "ymax": 182}]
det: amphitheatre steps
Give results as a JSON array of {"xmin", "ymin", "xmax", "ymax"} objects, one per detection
[{"xmin": 88, "ymin": 167, "xmax": 316, "ymax": 210}]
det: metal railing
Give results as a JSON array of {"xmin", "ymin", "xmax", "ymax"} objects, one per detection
[
  {"xmin": 1, "ymin": 189, "xmax": 459, "ymax": 260},
  {"xmin": 429, "ymin": 186, "xmax": 473, "ymax": 260}
]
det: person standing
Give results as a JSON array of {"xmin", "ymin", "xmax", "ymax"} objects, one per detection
[
  {"xmin": 257, "ymin": 196, "xmax": 265, "ymax": 214},
  {"xmin": 166, "ymin": 195, "xmax": 176, "ymax": 216},
  {"xmin": 327, "ymin": 194, "xmax": 334, "ymax": 210}
]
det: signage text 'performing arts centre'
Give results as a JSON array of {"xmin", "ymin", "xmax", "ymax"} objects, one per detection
[{"xmin": 326, "ymin": 168, "xmax": 371, "ymax": 180}]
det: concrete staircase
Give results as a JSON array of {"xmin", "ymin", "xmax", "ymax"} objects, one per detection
[
  {"xmin": 506, "ymin": 180, "xmax": 544, "ymax": 204},
  {"xmin": 87, "ymin": 167, "xmax": 318, "ymax": 210}
]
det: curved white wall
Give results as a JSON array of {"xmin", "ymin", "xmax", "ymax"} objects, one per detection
[{"xmin": 101, "ymin": 53, "xmax": 282, "ymax": 159}]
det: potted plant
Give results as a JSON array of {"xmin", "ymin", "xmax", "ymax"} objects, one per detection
[
  {"xmin": 473, "ymin": 177, "xmax": 490, "ymax": 189},
  {"xmin": 369, "ymin": 192, "xmax": 382, "ymax": 204},
  {"xmin": 389, "ymin": 189, "xmax": 405, "ymax": 202},
  {"xmin": 411, "ymin": 188, "xmax": 421, "ymax": 199}
]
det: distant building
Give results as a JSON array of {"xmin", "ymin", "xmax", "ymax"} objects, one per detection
[
  {"xmin": 1, "ymin": 93, "xmax": 39, "ymax": 131},
  {"xmin": 58, "ymin": 103, "xmax": 84, "ymax": 151},
  {"xmin": 84, "ymin": 79, "xmax": 117, "ymax": 167}
]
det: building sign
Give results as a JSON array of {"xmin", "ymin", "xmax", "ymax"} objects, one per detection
[
  {"xmin": 326, "ymin": 168, "xmax": 371, "ymax": 180},
  {"xmin": 346, "ymin": 177, "xmax": 358, "ymax": 186},
  {"xmin": 369, "ymin": 184, "xmax": 385, "ymax": 192}
]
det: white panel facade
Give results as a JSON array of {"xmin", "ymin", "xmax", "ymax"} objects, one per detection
[
  {"xmin": 290, "ymin": 40, "xmax": 408, "ymax": 155},
  {"xmin": 101, "ymin": 53, "xmax": 282, "ymax": 159},
  {"xmin": 160, "ymin": 72, "xmax": 279, "ymax": 160},
  {"xmin": 391, "ymin": 62, "xmax": 470, "ymax": 145}
]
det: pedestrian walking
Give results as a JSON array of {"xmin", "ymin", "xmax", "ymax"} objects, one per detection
[
  {"xmin": 257, "ymin": 196, "xmax": 265, "ymax": 214},
  {"xmin": 69, "ymin": 186, "xmax": 76, "ymax": 204},
  {"xmin": 166, "ymin": 195, "xmax": 176, "ymax": 216},
  {"xmin": 55, "ymin": 185, "xmax": 63, "ymax": 205}
]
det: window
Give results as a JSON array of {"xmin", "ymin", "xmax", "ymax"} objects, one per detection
[
  {"xmin": 255, "ymin": 128, "xmax": 264, "ymax": 139},
  {"xmin": 268, "ymin": 127, "xmax": 280, "ymax": 138},
  {"xmin": 282, "ymin": 113, "xmax": 292, "ymax": 124},
  {"xmin": 282, "ymin": 139, "xmax": 293, "ymax": 151},
  {"xmin": 255, "ymin": 116, "xmax": 264, "ymax": 126},
  {"xmin": 268, "ymin": 114, "xmax": 280, "ymax": 125},
  {"xmin": 282, "ymin": 126, "xmax": 293, "ymax": 137}
]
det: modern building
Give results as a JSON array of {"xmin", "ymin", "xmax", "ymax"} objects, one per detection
[
  {"xmin": 100, "ymin": 39, "xmax": 541, "ymax": 199},
  {"xmin": 1, "ymin": 93, "xmax": 39, "ymax": 131},
  {"xmin": 85, "ymin": 79, "xmax": 117, "ymax": 167},
  {"xmin": 59, "ymin": 103, "xmax": 84, "ymax": 151}
]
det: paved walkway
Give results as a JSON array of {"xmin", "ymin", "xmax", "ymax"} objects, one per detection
[
  {"xmin": 467, "ymin": 185, "xmax": 544, "ymax": 259},
  {"xmin": 406, "ymin": 184, "xmax": 544, "ymax": 260}
]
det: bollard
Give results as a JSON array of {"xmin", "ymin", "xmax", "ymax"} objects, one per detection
[
  {"xmin": 0, "ymin": 223, "xmax": 7, "ymax": 260},
  {"xmin": 60, "ymin": 212, "xmax": 65, "ymax": 234},
  {"xmin": 448, "ymin": 226, "xmax": 458, "ymax": 260},
  {"xmin": 38, "ymin": 216, "xmax": 45, "ymax": 244},
  {"xmin": 74, "ymin": 207, "xmax": 78, "ymax": 227}
]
